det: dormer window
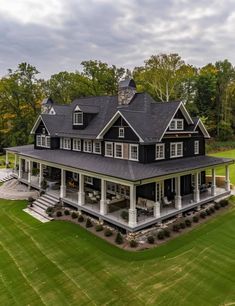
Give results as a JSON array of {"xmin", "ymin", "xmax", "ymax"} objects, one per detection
[
  {"xmin": 169, "ymin": 119, "xmax": 184, "ymax": 130},
  {"xmin": 73, "ymin": 112, "xmax": 83, "ymax": 125},
  {"xmin": 119, "ymin": 127, "xmax": 125, "ymax": 138}
]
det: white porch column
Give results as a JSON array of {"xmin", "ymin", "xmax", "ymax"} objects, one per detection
[
  {"xmin": 211, "ymin": 168, "xmax": 216, "ymax": 196},
  {"xmin": 60, "ymin": 169, "xmax": 66, "ymax": 198},
  {"xmin": 18, "ymin": 158, "xmax": 22, "ymax": 178},
  {"xmin": 5, "ymin": 151, "xmax": 9, "ymax": 169},
  {"xmin": 225, "ymin": 165, "xmax": 230, "ymax": 192},
  {"xmin": 128, "ymin": 184, "xmax": 137, "ymax": 227},
  {"xmin": 28, "ymin": 160, "xmax": 32, "ymax": 184},
  {"xmin": 194, "ymin": 172, "xmax": 200, "ymax": 203},
  {"xmin": 39, "ymin": 163, "xmax": 43, "ymax": 189},
  {"xmin": 78, "ymin": 173, "xmax": 85, "ymax": 206},
  {"xmin": 154, "ymin": 202, "xmax": 161, "ymax": 218},
  {"xmin": 14, "ymin": 154, "xmax": 17, "ymax": 170},
  {"xmin": 100, "ymin": 179, "xmax": 107, "ymax": 215},
  {"xmin": 175, "ymin": 176, "xmax": 182, "ymax": 209}
]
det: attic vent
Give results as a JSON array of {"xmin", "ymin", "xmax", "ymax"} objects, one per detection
[{"xmin": 118, "ymin": 79, "xmax": 136, "ymax": 105}]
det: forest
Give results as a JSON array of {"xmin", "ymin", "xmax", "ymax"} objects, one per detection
[{"xmin": 1, "ymin": 53, "xmax": 235, "ymax": 151}]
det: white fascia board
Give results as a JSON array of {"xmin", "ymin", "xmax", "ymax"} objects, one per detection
[
  {"xmin": 194, "ymin": 119, "xmax": 210, "ymax": 138},
  {"xmin": 30, "ymin": 115, "xmax": 50, "ymax": 135}
]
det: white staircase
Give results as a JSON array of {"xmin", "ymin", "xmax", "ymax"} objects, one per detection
[
  {"xmin": 25, "ymin": 193, "xmax": 59, "ymax": 223},
  {"xmin": 0, "ymin": 174, "xmax": 14, "ymax": 183}
]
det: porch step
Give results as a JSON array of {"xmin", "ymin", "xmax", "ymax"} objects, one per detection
[
  {"xmin": 23, "ymin": 207, "xmax": 53, "ymax": 223},
  {"xmin": 37, "ymin": 196, "xmax": 56, "ymax": 206},
  {"xmin": 0, "ymin": 174, "xmax": 14, "ymax": 183},
  {"xmin": 44, "ymin": 193, "xmax": 59, "ymax": 202}
]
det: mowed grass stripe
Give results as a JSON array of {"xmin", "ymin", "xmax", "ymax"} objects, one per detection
[{"xmin": 1, "ymin": 199, "xmax": 235, "ymax": 305}]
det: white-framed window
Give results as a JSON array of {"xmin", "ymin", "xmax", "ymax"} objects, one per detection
[
  {"xmin": 36, "ymin": 135, "xmax": 51, "ymax": 148},
  {"xmin": 42, "ymin": 128, "xmax": 46, "ymax": 134},
  {"xmin": 83, "ymin": 140, "xmax": 92, "ymax": 153},
  {"xmin": 169, "ymin": 119, "xmax": 184, "ymax": 130},
  {"xmin": 129, "ymin": 144, "xmax": 139, "ymax": 161},
  {"xmin": 194, "ymin": 140, "xmax": 199, "ymax": 154},
  {"xmin": 36, "ymin": 135, "xmax": 41, "ymax": 146},
  {"xmin": 73, "ymin": 139, "xmax": 81, "ymax": 151},
  {"xmin": 119, "ymin": 127, "xmax": 125, "ymax": 138},
  {"xmin": 85, "ymin": 176, "xmax": 93, "ymax": 185},
  {"xmin": 46, "ymin": 137, "xmax": 51, "ymax": 148},
  {"xmin": 156, "ymin": 182, "xmax": 164, "ymax": 202},
  {"xmin": 170, "ymin": 142, "xmax": 183, "ymax": 158},
  {"xmin": 115, "ymin": 143, "xmax": 123, "ymax": 159},
  {"xmin": 105, "ymin": 142, "xmax": 113, "ymax": 157},
  {"xmin": 73, "ymin": 173, "xmax": 79, "ymax": 181},
  {"xmin": 73, "ymin": 112, "xmax": 83, "ymax": 125},
  {"xmin": 93, "ymin": 141, "xmax": 101, "ymax": 154},
  {"xmin": 60, "ymin": 138, "xmax": 71, "ymax": 150},
  {"xmin": 156, "ymin": 144, "xmax": 165, "ymax": 160}
]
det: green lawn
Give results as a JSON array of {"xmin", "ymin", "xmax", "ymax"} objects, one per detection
[
  {"xmin": 0, "ymin": 153, "xmax": 15, "ymax": 169},
  {"xmin": 210, "ymin": 149, "xmax": 235, "ymax": 184},
  {"xmin": 0, "ymin": 200, "xmax": 235, "ymax": 305}
]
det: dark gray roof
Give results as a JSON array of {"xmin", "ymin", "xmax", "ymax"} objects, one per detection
[
  {"xmin": 6, "ymin": 145, "xmax": 233, "ymax": 182},
  {"xmin": 41, "ymin": 97, "xmax": 53, "ymax": 105},
  {"xmin": 118, "ymin": 79, "xmax": 136, "ymax": 88}
]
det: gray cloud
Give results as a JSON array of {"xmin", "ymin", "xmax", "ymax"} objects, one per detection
[{"xmin": 0, "ymin": 0, "xmax": 235, "ymax": 78}]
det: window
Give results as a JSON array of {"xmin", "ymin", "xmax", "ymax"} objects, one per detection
[
  {"xmin": 93, "ymin": 141, "xmax": 101, "ymax": 154},
  {"xmin": 156, "ymin": 144, "xmax": 165, "ymax": 160},
  {"xmin": 194, "ymin": 140, "xmax": 199, "ymax": 154},
  {"xmin": 85, "ymin": 176, "xmax": 93, "ymax": 185},
  {"xmin": 60, "ymin": 138, "xmax": 71, "ymax": 150},
  {"xmin": 170, "ymin": 142, "xmax": 183, "ymax": 158},
  {"xmin": 41, "ymin": 135, "xmax": 46, "ymax": 147},
  {"xmin": 105, "ymin": 142, "xmax": 113, "ymax": 157},
  {"xmin": 156, "ymin": 182, "xmax": 164, "ymax": 202},
  {"xmin": 36, "ymin": 135, "xmax": 50, "ymax": 148},
  {"xmin": 119, "ymin": 127, "xmax": 125, "ymax": 138},
  {"xmin": 129, "ymin": 144, "xmax": 138, "ymax": 161},
  {"xmin": 73, "ymin": 173, "xmax": 79, "ymax": 181},
  {"xmin": 36, "ymin": 135, "xmax": 41, "ymax": 146},
  {"xmin": 46, "ymin": 137, "xmax": 51, "ymax": 148},
  {"xmin": 84, "ymin": 140, "xmax": 92, "ymax": 153},
  {"xmin": 169, "ymin": 119, "xmax": 184, "ymax": 130},
  {"xmin": 42, "ymin": 128, "xmax": 46, "ymax": 134},
  {"xmin": 73, "ymin": 139, "xmax": 81, "ymax": 151},
  {"xmin": 73, "ymin": 112, "xmax": 83, "ymax": 125},
  {"xmin": 115, "ymin": 143, "xmax": 123, "ymax": 158}
]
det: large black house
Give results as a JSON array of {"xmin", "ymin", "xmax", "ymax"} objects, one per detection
[{"xmin": 6, "ymin": 79, "xmax": 233, "ymax": 231}]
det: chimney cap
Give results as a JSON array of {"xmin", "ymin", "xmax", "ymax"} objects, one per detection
[{"xmin": 118, "ymin": 78, "xmax": 136, "ymax": 89}]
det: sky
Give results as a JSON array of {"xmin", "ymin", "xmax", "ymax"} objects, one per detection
[{"xmin": 0, "ymin": 0, "xmax": 235, "ymax": 79}]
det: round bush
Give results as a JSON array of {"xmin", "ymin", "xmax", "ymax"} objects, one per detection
[
  {"xmin": 115, "ymin": 232, "xmax": 123, "ymax": 244},
  {"xmin": 193, "ymin": 216, "xmax": 199, "ymax": 223},
  {"xmin": 71, "ymin": 212, "xmax": 78, "ymax": 219},
  {"xmin": 200, "ymin": 211, "xmax": 207, "ymax": 219},
  {"xmin": 147, "ymin": 235, "xmax": 155, "ymax": 244},
  {"xmin": 185, "ymin": 219, "xmax": 192, "ymax": 227},
  {"xmin": 104, "ymin": 228, "xmax": 113, "ymax": 237},
  {"xmin": 64, "ymin": 209, "xmax": 70, "ymax": 216},
  {"xmin": 157, "ymin": 230, "xmax": 165, "ymax": 240},
  {"xmin": 56, "ymin": 211, "xmax": 62, "ymax": 217},
  {"xmin": 85, "ymin": 218, "xmax": 93, "ymax": 228},
  {"xmin": 180, "ymin": 222, "xmax": 186, "ymax": 229},
  {"xmin": 209, "ymin": 207, "xmax": 215, "ymax": 214},
  {"xmin": 172, "ymin": 224, "xmax": 180, "ymax": 232},
  {"xmin": 46, "ymin": 207, "xmax": 54, "ymax": 215},
  {"xmin": 214, "ymin": 203, "xmax": 220, "ymax": 210},
  {"xmin": 95, "ymin": 224, "xmax": 103, "ymax": 232},
  {"xmin": 220, "ymin": 199, "xmax": 228, "ymax": 207},
  {"xmin": 77, "ymin": 215, "xmax": 84, "ymax": 222},
  {"xmin": 163, "ymin": 229, "xmax": 170, "ymax": 238},
  {"xmin": 205, "ymin": 209, "xmax": 211, "ymax": 216},
  {"xmin": 129, "ymin": 239, "xmax": 138, "ymax": 248}
]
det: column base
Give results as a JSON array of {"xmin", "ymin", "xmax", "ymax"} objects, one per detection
[
  {"xmin": 60, "ymin": 185, "xmax": 66, "ymax": 198},
  {"xmin": 154, "ymin": 202, "xmax": 161, "ymax": 218},
  {"xmin": 128, "ymin": 209, "xmax": 137, "ymax": 227},
  {"xmin": 194, "ymin": 189, "xmax": 200, "ymax": 203},
  {"xmin": 78, "ymin": 191, "xmax": 85, "ymax": 206},
  {"xmin": 174, "ymin": 195, "xmax": 182, "ymax": 209},
  {"xmin": 100, "ymin": 200, "xmax": 107, "ymax": 215},
  {"xmin": 225, "ymin": 181, "xmax": 230, "ymax": 192},
  {"xmin": 211, "ymin": 185, "xmax": 216, "ymax": 196}
]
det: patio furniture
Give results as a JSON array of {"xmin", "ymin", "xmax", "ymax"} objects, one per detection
[
  {"xmin": 200, "ymin": 184, "xmax": 207, "ymax": 193},
  {"xmin": 137, "ymin": 197, "xmax": 155, "ymax": 211},
  {"xmin": 162, "ymin": 197, "xmax": 172, "ymax": 206}
]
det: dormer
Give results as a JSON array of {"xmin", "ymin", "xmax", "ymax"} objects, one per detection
[
  {"xmin": 73, "ymin": 106, "xmax": 84, "ymax": 127},
  {"xmin": 72, "ymin": 104, "xmax": 99, "ymax": 130}
]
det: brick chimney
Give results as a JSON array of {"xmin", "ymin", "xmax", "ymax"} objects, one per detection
[{"xmin": 118, "ymin": 79, "xmax": 136, "ymax": 105}]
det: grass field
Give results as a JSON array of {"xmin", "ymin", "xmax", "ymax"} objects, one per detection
[
  {"xmin": 0, "ymin": 199, "xmax": 235, "ymax": 306},
  {"xmin": 0, "ymin": 153, "xmax": 15, "ymax": 169}
]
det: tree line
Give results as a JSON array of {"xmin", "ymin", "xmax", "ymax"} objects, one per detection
[{"xmin": 1, "ymin": 54, "xmax": 235, "ymax": 151}]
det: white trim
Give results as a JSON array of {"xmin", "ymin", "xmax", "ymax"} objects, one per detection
[
  {"xmin": 159, "ymin": 102, "xmax": 193, "ymax": 141},
  {"xmin": 93, "ymin": 141, "xmax": 101, "ymax": 154},
  {"xmin": 169, "ymin": 119, "xmax": 184, "ymax": 130},
  {"xmin": 85, "ymin": 176, "xmax": 93, "ymax": 185},
  {"xmin": 73, "ymin": 112, "xmax": 83, "ymax": 126},
  {"xmin": 114, "ymin": 142, "xmax": 123, "ymax": 159},
  {"xmin": 83, "ymin": 140, "xmax": 92, "ymax": 153},
  {"xmin": 74, "ymin": 105, "xmax": 81, "ymax": 111},
  {"xmin": 118, "ymin": 127, "xmax": 125, "ymax": 138},
  {"xmin": 170, "ymin": 142, "xmax": 183, "ymax": 158},
  {"xmin": 194, "ymin": 119, "xmax": 210, "ymax": 138},
  {"xmin": 60, "ymin": 137, "xmax": 71, "ymax": 150},
  {"xmin": 73, "ymin": 139, "xmax": 81, "ymax": 151},
  {"xmin": 155, "ymin": 143, "xmax": 165, "ymax": 160},
  {"xmin": 129, "ymin": 144, "xmax": 139, "ymax": 161},
  {"xmin": 105, "ymin": 142, "xmax": 113, "ymax": 157},
  {"xmin": 194, "ymin": 140, "xmax": 199, "ymax": 155},
  {"xmin": 30, "ymin": 115, "xmax": 50, "ymax": 135},
  {"xmin": 96, "ymin": 111, "xmax": 144, "ymax": 142}
]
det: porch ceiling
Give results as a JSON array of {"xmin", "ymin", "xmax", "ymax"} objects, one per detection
[{"xmin": 6, "ymin": 145, "xmax": 234, "ymax": 183}]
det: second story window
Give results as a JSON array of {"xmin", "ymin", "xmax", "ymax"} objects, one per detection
[
  {"xmin": 119, "ymin": 127, "xmax": 125, "ymax": 138},
  {"xmin": 156, "ymin": 144, "xmax": 165, "ymax": 160},
  {"xmin": 105, "ymin": 142, "xmax": 113, "ymax": 157},
  {"xmin": 36, "ymin": 135, "xmax": 50, "ymax": 148},
  {"xmin": 73, "ymin": 112, "xmax": 83, "ymax": 125},
  {"xmin": 194, "ymin": 140, "xmax": 199, "ymax": 154},
  {"xmin": 93, "ymin": 141, "xmax": 101, "ymax": 154},
  {"xmin": 115, "ymin": 143, "xmax": 123, "ymax": 159},
  {"xmin": 169, "ymin": 119, "xmax": 184, "ymax": 130},
  {"xmin": 60, "ymin": 138, "xmax": 71, "ymax": 150},
  {"xmin": 170, "ymin": 142, "xmax": 183, "ymax": 158},
  {"xmin": 73, "ymin": 139, "xmax": 81, "ymax": 151},
  {"xmin": 129, "ymin": 144, "xmax": 138, "ymax": 161},
  {"xmin": 83, "ymin": 140, "xmax": 92, "ymax": 153}
]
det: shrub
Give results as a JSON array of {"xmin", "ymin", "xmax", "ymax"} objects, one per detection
[
  {"xmin": 193, "ymin": 216, "xmax": 199, "ymax": 223},
  {"xmin": 200, "ymin": 211, "xmax": 207, "ymax": 219},
  {"xmin": 214, "ymin": 203, "xmax": 220, "ymax": 210},
  {"xmin": 147, "ymin": 235, "xmax": 155, "ymax": 244},
  {"xmin": 104, "ymin": 228, "xmax": 113, "ymax": 237},
  {"xmin": 205, "ymin": 209, "xmax": 211, "ymax": 216},
  {"xmin": 115, "ymin": 232, "xmax": 124, "ymax": 244},
  {"xmin": 129, "ymin": 239, "xmax": 138, "ymax": 248},
  {"xmin": 120, "ymin": 210, "xmax": 129, "ymax": 221},
  {"xmin": 95, "ymin": 224, "xmax": 103, "ymax": 232},
  {"xmin": 157, "ymin": 231, "xmax": 165, "ymax": 240},
  {"xmin": 64, "ymin": 209, "xmax": 70, "ymax": 216},
  {"xmin": 163, "ymin": 229, "xmax": 170, "ymax": 238},
  {"xmin": 32, "ymin": 168, "xmax": 39, "ymax": 176},
  {"xmin": 77, "ymin": 215, "xmax": 84, "ymax": 222},
  {"xmin": 210, "ymin": 207, "xmax": 215, "ymax": 214},
  {"xmin": 180, "ymin": 222, "xmax": 186, "ymax": 229},
  {"xmin": 56, "ymin": 211, "xmax": 62, "ymax": 217},
  {"xmin": 28, "ymin": 196, "xmax": 34, "ymax": 206},
  {"xmin": 41, "ymin": 179, "xmax": 48, "ymax": 190},
  {"xmin": 46, "ymin": 206, "xmax": 54, "ymax": 215},
  {"xmin": 85, "ymin": 218, "xmax": 93, "ymax": 228},
  {"xmin": 185, "ymin": 219, "xmax": 192, "ymax": 227},
  {"xmin": 220, "ymin": 199, "xmax": 228, "ymax": 207},
  {"xmin": 71, "ymin": 212, "xmax": 78, "ymax": 219},
  {"xmin": 172, "ymin": 224, "xmax": 180, "ymax": 232}
]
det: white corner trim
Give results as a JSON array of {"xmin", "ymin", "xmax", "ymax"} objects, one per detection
[
  {"xmin": 30, "ymin": 115, "xmax": 50, "ymax": 136},
  {"xmin": 74, "ymin": 105, "xmax": 81, "ymax": 111},
  {"xmin": 194, "ymin": 119, "xmax": 210, "ymax": 138}
]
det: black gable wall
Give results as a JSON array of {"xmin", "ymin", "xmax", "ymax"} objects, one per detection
[
  {"xmin": 167, "ymin": 109, "xmax": 190, "ymax": 130},
  {"xmin": 35, "ymin": 121, "xmax": 49, "ymax": 135}
]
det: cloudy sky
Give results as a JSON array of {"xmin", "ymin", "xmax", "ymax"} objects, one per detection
[{"xmin": 0, "ymin": 0, "xmax": 235, "ymax": 78}]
